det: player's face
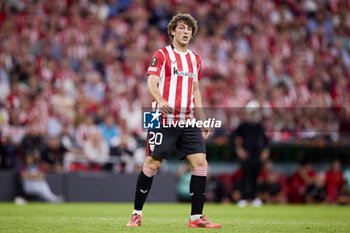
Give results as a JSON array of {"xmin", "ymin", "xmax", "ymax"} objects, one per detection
[{"xmin": 172, "ymin": 21, "xmax": 193, "ymax": 47}]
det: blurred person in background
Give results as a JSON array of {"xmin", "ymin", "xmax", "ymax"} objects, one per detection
[
  {"xmin": 0, "ymin": 57, "xmax": 10, "ymax": 102},
  {"xmin": 231, "ymin": 106, "xmax": 269, "ymax": 207},
  {"xmin": 343, "ymin": 166, "xmax": 350, "ymax": 204},
  {"xmin": 176, "ymin": 163, "xmax": 192, "ymax": 202},
  {"xmin": 305, "ymin": 172, "xmax": 328, "ymax": 204},
  {"xmin": 20, "ymin": 124, "xmax": 45, "ymax": 161},
  {"xmin": 20, "ymin": 153, "xmax": 62, "ymax": 202},
  {"xmin": 51, "ymin": 81, "xmax": 76, "ymax": 123},
  {"xmin": 206, "ymin": 169, "xmax": 230, "ymax": 204},
  {"xmin": 83, "ymin": 132, "xmax": 109, "ymax": 168},
  {"xmin": 98, "ymin": 114, "xmax": 121, "ymax": 154},
  {"xmin": 119, "ymin": 94, "xmax": 142, "ymax": 136},
  {"xmin": 230, "ymin": 168, "xmax": 243, "ymax": 203},
  {"xmin": 325, "ymin": 159, "xmax": 346, "ymax": 204},
  {"xmin": 64, "ymin": 131, "xmax": 109, "ymax": 172},
  {"xmin": 345, "ymin": 166, "xmax": 350, "ymax": 194},
  {"xmin": 59, "ymin": 122, "xmax": 78, "ymax": 152},
  {"xmin": 112, "ymin": 131, "xmax": 138, "ymax": 173},
  {"xmin": 176, "ymin": 163, "xmax": 230, "ymax": 203},
  {"xmin": 132, "ymin": 147, "xmax": 147, "ymax": 173},
  {"xmin": 289, "ymin": 159, "xmax": 316, "ymax": 203},
  {"xmin": 40, "ymin": 136, "xmax": 67, "ymax": 173},
  {"xmin": 257, "ymin": 171, "xmax": 287, "ymax": 204},
  {"xmin": 75, "ymin": 114, "xmax": 100, "ymax": 149},
  {"xmin": 0, "ymin": 102, "xmax": 23, "ymax": 169},
  {"xmin": 84, "ymin": 71, "xmax": 106, "ymax": 103}
]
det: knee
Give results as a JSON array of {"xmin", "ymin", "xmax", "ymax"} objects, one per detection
[
  {"xmin": 200, "ymin": 159, "xmax": 208, "ymax": 168},
  {"xmin": 145, "ymin": 159, "xmax": 161, "ymax": 171},
  {"xmin": 191, "ymin": 157, "xmax": 208, "ymax": 177},
  {"xmin": 143, "ymin": 157, "xmax": 162, "ymax": 177},
  {"xmin": 192, "ymin": 157, "xmax": 208, "ymax": 168}
]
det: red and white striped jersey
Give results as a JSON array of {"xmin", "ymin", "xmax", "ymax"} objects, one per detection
[{"xmin": 147, "ymin": 45, "xmax": 201, "ymax": 121}]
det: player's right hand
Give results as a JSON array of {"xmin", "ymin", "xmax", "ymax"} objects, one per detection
[
  {"xmin": 159, "ymin": 101, "xmax": 173, "ymax": 114},
  {"xmin": 201, "ymin": 126, "xmax": 210, "ymax": 140}
]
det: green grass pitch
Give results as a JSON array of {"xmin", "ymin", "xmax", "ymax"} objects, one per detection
[{"xmin": 0, "ymin": 203, "xmax": 349, "ymax": 232}]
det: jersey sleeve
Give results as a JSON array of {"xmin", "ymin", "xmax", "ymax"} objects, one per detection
[
  {"xmin": 195, "ymin": 54, "xmax": 201, "ymax": 82},
  {"xmin": 147, "ymin": 50, "xmax": 165, "ymax": 77}
]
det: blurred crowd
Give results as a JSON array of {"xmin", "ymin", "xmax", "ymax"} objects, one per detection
[
  {"xmin": 1, "ymin": 0, "xmax": 350, "ymax": 172},
  {"xmin": 177, "ymin": 159, "xmax": 350, "ymax": 205}
]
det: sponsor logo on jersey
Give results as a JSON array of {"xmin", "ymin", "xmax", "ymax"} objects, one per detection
[{"xmin": 173, "ymin": 67, "xmax": 195, "ymax": 77}]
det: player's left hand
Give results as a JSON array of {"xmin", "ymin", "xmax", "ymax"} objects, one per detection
[
  {"xmin": 201, "ymin": 126, "xmax": 210, "ymax": 140},
  {"xmin": 260, "ymin": 148, "xmax": 269, "ymax": 161}
]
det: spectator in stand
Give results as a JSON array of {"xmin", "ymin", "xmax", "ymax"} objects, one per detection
[
  {"xmin": 40, "ymin": 136, "xmax": 67, "ymax": 173},
  {"xmin": 289, "ymin": 160, "xmax": 316, "ymax": 203},
  {"xmin": 0, "ymin": 101, "xmax": 8, "ymax": 125},
  {"xmin": 51, "ymin": 81, "xmax": 76, "ymax": 123},
  {"xmin": 0, "ymin": 57, "xmax": 10, "ymax": 102},
  {"xmin": 112, "ymin": 131, "xmax": 137, "ymax": 173},
  {"xmin": 64, "ymin": 131, "xmax": 109, "ymax": 172},
  {"xmin": 20, "ymin": 124, "xmax": 45, "ymax": 161},
  {"xmin": 325, "ymin": 159, "xmax": 346, "ymax": 204},
  {"xmin": 75, "ymin": 114, "xmax": 100, "ymax": 149},
  {"xmin": 305, "ymin": 172, "xmax": 328, "ymax": 204},
  {"xmin": 98, "ymin": 114, "xmax": 121, "ymax": 154},
  {"xmin": 20, "ymin": 153, "xmax": 62, "ymax": 202},
  {"xmin": 84, "ymin": 71, "xmax": 106, "ymax": 103},
  {"xmin": 119, "ymin": 94, "xmax": 142, "ymax": 136},
  {"xmin": 83, "ymin": 132, "xmax": 109, "ymax": 166},
  {"xmin": 0, "ymin": 103, "xmax": 23, "ymax": 169},
  {"xmin": 3, "ymin": 81, "xmax": 21, "ymax": 114}
]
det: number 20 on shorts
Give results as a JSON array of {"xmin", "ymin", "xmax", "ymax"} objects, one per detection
[{"xmin": 149, "ymin": 132, "xmax": 163, "ymax": 145}]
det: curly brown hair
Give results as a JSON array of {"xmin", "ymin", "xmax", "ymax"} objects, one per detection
[{"xmin": 167, "ymin": 13, "xmax": 198, "ymax": 41}]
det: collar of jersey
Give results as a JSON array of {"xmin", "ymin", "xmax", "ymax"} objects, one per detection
[{"xmin": 171, "ymin": 44, "xmax": 188, "ymax": 55}]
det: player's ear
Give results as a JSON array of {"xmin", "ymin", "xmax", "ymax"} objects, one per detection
[{"xmin": 171, "ymin": 29, "xmax": 176, "ymax": 37}]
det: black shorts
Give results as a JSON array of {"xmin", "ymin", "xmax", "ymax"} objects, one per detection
[{"xmin": 146, "ymin": 126, "xmax": 206, "ymax": 160}]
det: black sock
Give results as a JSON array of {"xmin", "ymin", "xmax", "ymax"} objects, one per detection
[
  {"xmin": 190, "ymin": 175, "xmax": 206, "ymax": 215},
  {"xmin": 134, "ymin": 171, "xmax": 154, "ymax": 211}
]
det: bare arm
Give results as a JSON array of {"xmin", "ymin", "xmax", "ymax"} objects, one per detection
[
  {"xmin": 21, "ymin": 170, "xmax": 45, "ymax": 180},
  {"xmin": 193, "ymin": 82, "xmax": 209, "ymax": 139},
  {"xmin": 147, "ymin": 75, "xmax": 173, "ymax": 114}
]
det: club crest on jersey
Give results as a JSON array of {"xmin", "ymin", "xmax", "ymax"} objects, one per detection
[
  {"xmin": 151, "ymin": 57, "xmax": 157, "ymax": 66},
  {"xmin": 173, "ymin": 67, "xmax": 195, "ymax": 77}
]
